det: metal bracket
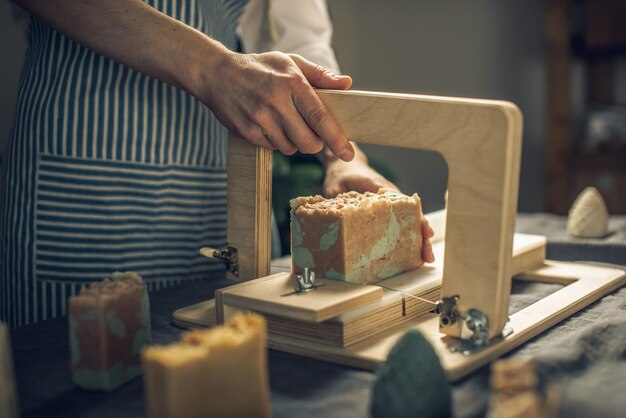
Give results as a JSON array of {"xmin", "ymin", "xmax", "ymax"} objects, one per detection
[
  {"xmin": 434, "ymin": 295, "xmax": 514, "ymax": 355},
  {"xmin": 199, "ymin": 243, "xmax": 239, "ymax": 277}
]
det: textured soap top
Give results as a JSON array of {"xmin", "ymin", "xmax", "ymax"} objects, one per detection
[
  {"xmin": 76, "ymin": 272, "xmax": 143, "ymax": 298},
  {"xmin": 291, "ymin": 189, "xmax": 416, "ymax": 215},
  {"xmin": 144, "ymin": 314, "xmax": 265, "ymax": 363}
]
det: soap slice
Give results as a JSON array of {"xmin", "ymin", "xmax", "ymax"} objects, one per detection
[
  {"xmin": 68, "ymin": 272, "xmax": 151, "ymax": 391},
  {"xmin": 0, "ymin": 322, "xmax": 19, "ymax": 418},
  {"xmin": 291, "ymin": 189, "xmax": 423, "ymax": 283},
  {"xmin": 142, "ymin": 314, "xmax": 271, "ymax": 418}
]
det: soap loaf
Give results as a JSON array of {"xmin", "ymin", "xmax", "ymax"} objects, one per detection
[
  {"xmin": 68, "ymin": 272, "xmax": 151, "ymax": 391},
  {"xmin": 291, "ymin": 189, "xmax": 423, "ymax": 284},
  {"xmin": 0, "ymin": 322, "xmax": 19, "ymax": 418},
  {"xmin": 142, "ymin": 314, "xmax": 271, "ymax": 418}
]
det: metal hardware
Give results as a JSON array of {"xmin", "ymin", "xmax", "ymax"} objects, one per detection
[
  {"xmin": 294, "ymin": 267, "xmax": 318, "ymax": 293},
  {"xmin": 434, "ymin": 295, "xmax": 460, "ymax": 328},
  {"xmin": 199, "ymin": 243, "xmax": 239, "ymax": 277},
  {"xmin": 434, "ymin": 294, "xmax": 514, "ymax": 355}
]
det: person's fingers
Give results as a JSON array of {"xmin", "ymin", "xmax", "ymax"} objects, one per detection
[
  {"xmin": 245, "ymin": 126, "xmax": 276, "ymax": 150},
  {"xmin": 290, "ymin": 54, "xmax": 352, "ymax": 90},
  {"xmin": 246, "ymin": 105, "xmax": 297, "ymax": 154},
  {"xmin": 263, "ymin": 125, "xmax": 297, "ymax": 155},
  {"xmin": 287, "ymin": 57, "xmax": 354, "ymax": 161},
  {"xmin": 422, "ymin": 218, "xmax": 435, "ymax": 239},
  {"xmin": 279, "ymin": 101, "xmax": 325, "ymax": 155},
  {"xmin": 291, "ymin": 89, "xmax": 354, "ymax": 161},
  {"xmin": 422, "ymin": 237, "xmax": 435, "ymax": 263}
]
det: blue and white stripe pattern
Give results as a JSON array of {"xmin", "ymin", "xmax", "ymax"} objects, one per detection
[{"xmin": 0, "ymin": 0, "xmax": 249, "ymax": 327}]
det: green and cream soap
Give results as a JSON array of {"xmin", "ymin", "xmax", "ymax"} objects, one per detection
[
  {"xmin": 69, "ymin": 271, "xmax": 151, "ymax": 391},
  {"xmin": 290, "ymin": 189, "xmax": 423, "ymax": 284}
]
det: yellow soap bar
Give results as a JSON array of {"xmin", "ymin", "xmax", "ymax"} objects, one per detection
[{"xmin": 142, "ymin": 314, "xmax": 271, "ymax": 418}]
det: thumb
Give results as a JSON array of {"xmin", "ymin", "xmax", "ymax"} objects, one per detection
[{"xmin": 290, "ymin": 54, "xmax": 352, "ymax": 90}]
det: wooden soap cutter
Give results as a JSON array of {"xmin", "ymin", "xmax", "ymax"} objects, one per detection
[{"xmin": 177, "ymin": 90, "xmax": 625, "ymax": 381}]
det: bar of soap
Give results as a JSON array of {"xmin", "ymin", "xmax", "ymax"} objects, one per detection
[
  {"xmin": 0, "ymin": 322, "xmax": 19, "ymax": 418},
  {"xmin": 142, "ymin": 314, "xmax": 271, "ymax": 418},
  {"xmin": 68, "ymin": 272, "xmax": 151, "ymax": 391},
  {"xmin": 291, "ymin": 189, "xmax": 423, "ymax": 283},
  {"xmin": 490, "ymin": 357, "xmax": 538, "ymax": 395}
]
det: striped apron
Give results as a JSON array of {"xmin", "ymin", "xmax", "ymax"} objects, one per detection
[{"xmin": 0, "ymin": 0, "xmax": 249, "ymax": 327}]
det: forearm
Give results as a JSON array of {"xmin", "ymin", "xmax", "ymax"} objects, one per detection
[{"xmin": 13, "ymin": 0, "xmax": 229, "ymax": 95}]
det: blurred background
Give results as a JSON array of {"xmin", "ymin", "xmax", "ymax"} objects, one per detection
[{"xmin": 2, "ymin": 0, "xmax": 625, "ymax": 249}]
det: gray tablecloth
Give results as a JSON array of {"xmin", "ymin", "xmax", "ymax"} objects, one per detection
[{"xmin": 8, "ymin": 213, "xmax": 626, "ymax": 418}]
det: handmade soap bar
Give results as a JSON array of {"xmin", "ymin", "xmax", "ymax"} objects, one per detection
[
  {"xmin": 291, "ymin": 189, "xmax": 423, "ymax": 283},
  {"xmin": 142, "ymin": 314, "xmax": 271, "ymax": 418},
  {"xmin": 69, "ymin": 272, "xmax": 151, "ymax": 391},
  {"xmin": 0, "ymin": 322, "xmax": 19, "ymax": 418}
]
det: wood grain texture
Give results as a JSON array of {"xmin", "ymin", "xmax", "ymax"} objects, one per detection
[
  {"xmin": 224, "ymin": 234, "xmax": 544, "ymax": 347},
  {"xmin": 227, "ymin": 90, "xmax": 523, "ymax": 338},
  {"xmin": 226, "ymin": 134, "xmax": 273, "ymax": 281},
  {"xmin": 175, "ymin": 233, "xmax": 546, "ymax": 347},
  {"xmin": 264, "ymin": 261, "xmax": 625, "ymax": 381},
  {"xmin": 315, "ymin": 90, "xmax": 523, "ymax": 338},
  {"xmin": 221, "ymin": 273, "xmax": 384, "ymax": 323}
]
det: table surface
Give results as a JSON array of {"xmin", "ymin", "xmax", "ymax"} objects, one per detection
[{"xmin": 8, "ymin": 213, "xmax": 626, "ymax": 418}]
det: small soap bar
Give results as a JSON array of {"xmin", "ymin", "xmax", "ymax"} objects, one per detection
[
  {"xmin": 142, "ymin": 314, "xmax": 271, "ymax": 418},
  {"xmin": 69, "ymin": 272, "xmax": 151, "ymax": 391},
  {"xmin": 0, "ymin": 322, "xmax": 19, "ymax": 418},
  {"xmin": 291, "ymin": 189, "xmax": 423, "ymax": 283},
  {"xmin": 490, "ymin": 357, "xmax": 538, "ymax": 395}
]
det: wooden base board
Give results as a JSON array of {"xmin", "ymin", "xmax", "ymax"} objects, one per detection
[
  {"xmin": 260, "ymin": 261, "xmax": 625, "ymax": 381},
  {"xmin": 174, "ymin": 233, "xmax": 547, "ymax": 347},
  {"xmin": 174, "ymin": 261, "xmax": 624, "ymax": 382},
  {"xmin": 220, "ymin": 273, "xmax": 384, "ymax": 323}
]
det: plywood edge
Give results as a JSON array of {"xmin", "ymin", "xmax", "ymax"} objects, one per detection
[
  {"xmin": 221, "ymin": 278, "xmax": 384, "ymax": 323},
  {"xmin": 260, "ymin": 261, "xmax": 625, "ymax": 381},
  {"xmin": 226, "ymin": 135, "xmax": 272, "ymax": 281}
]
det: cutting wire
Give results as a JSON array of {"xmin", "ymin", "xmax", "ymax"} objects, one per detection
[{"xmin": 374, "ymin": 283, "xmax": 438, "ymax": 307}]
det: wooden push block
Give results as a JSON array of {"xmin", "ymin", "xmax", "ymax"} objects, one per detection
[
  {"xmin": 220, "ymin": 272, "xmax": 383, "ymax": 323},
  {"xmin": 142, "ymin": 314, "xmax": 271, "ymax": 418},
  {"xmin": 291, "ymin": 190, "xmax": 423, "ymax": 284},
  {"xmin": 0, "ymin": 323, "xmax": 18, "ymax": 418},
  {"xmin": 68, "ymin": 272, "xmax": 151, "ymax": 391}
]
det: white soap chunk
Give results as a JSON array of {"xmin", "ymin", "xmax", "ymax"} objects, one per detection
[{"xmin": 567, "ymin": 187, "xmax": 609, "ymax": 238}]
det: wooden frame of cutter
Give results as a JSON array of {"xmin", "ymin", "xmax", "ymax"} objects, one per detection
[{"xmin": 179, "ymin": 90, "xmax": 624, "ymax": 381}]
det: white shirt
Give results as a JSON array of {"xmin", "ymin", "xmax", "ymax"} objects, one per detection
[{"xmin": 237, "ymin": 0, "xmax": 341, "ymax": 73}]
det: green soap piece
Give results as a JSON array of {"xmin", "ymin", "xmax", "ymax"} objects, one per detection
[
  {"xmin": 290, "ymin": 206, "xmax": 304, "ymax": 247},
  {"xmin": 73, "ymin": 361, "xmax": 144, "ymax": 392},
  {"xmin": 324, "ymin": 268, "xmax": 345, "ymax": 281},
  {"xmin": 132, "ymin": 328, "xmax": 151, "ymax": 355},
  {"xmin": 106, "ymin": 312, "xmax": 126, "ymax": 338},
  {"xmin": 292, "ymin": 247, "xmax": 315, "ymax": 269},
  {"xmin": 370, "ymin": 330, "xmax": 451, "ymax": 418},
  {"xmin": 73, "ymin": 363, "xmax": 126, "ymax": 391},
  {"xmin": 319, "ymin": 221, "xmax": 339, "ymax": 250},
  {"xmin": 369, "ymin": 211, "xmax": 400, "ymax": 261}
]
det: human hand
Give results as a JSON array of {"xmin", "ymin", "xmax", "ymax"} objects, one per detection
[
  {"xmin": 323, "ymin": 158, "xmax": 435, "ymax": 263},
  {"xmin": 196, "ymin": 50, "xmax": 355, "ymax": 161}
]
